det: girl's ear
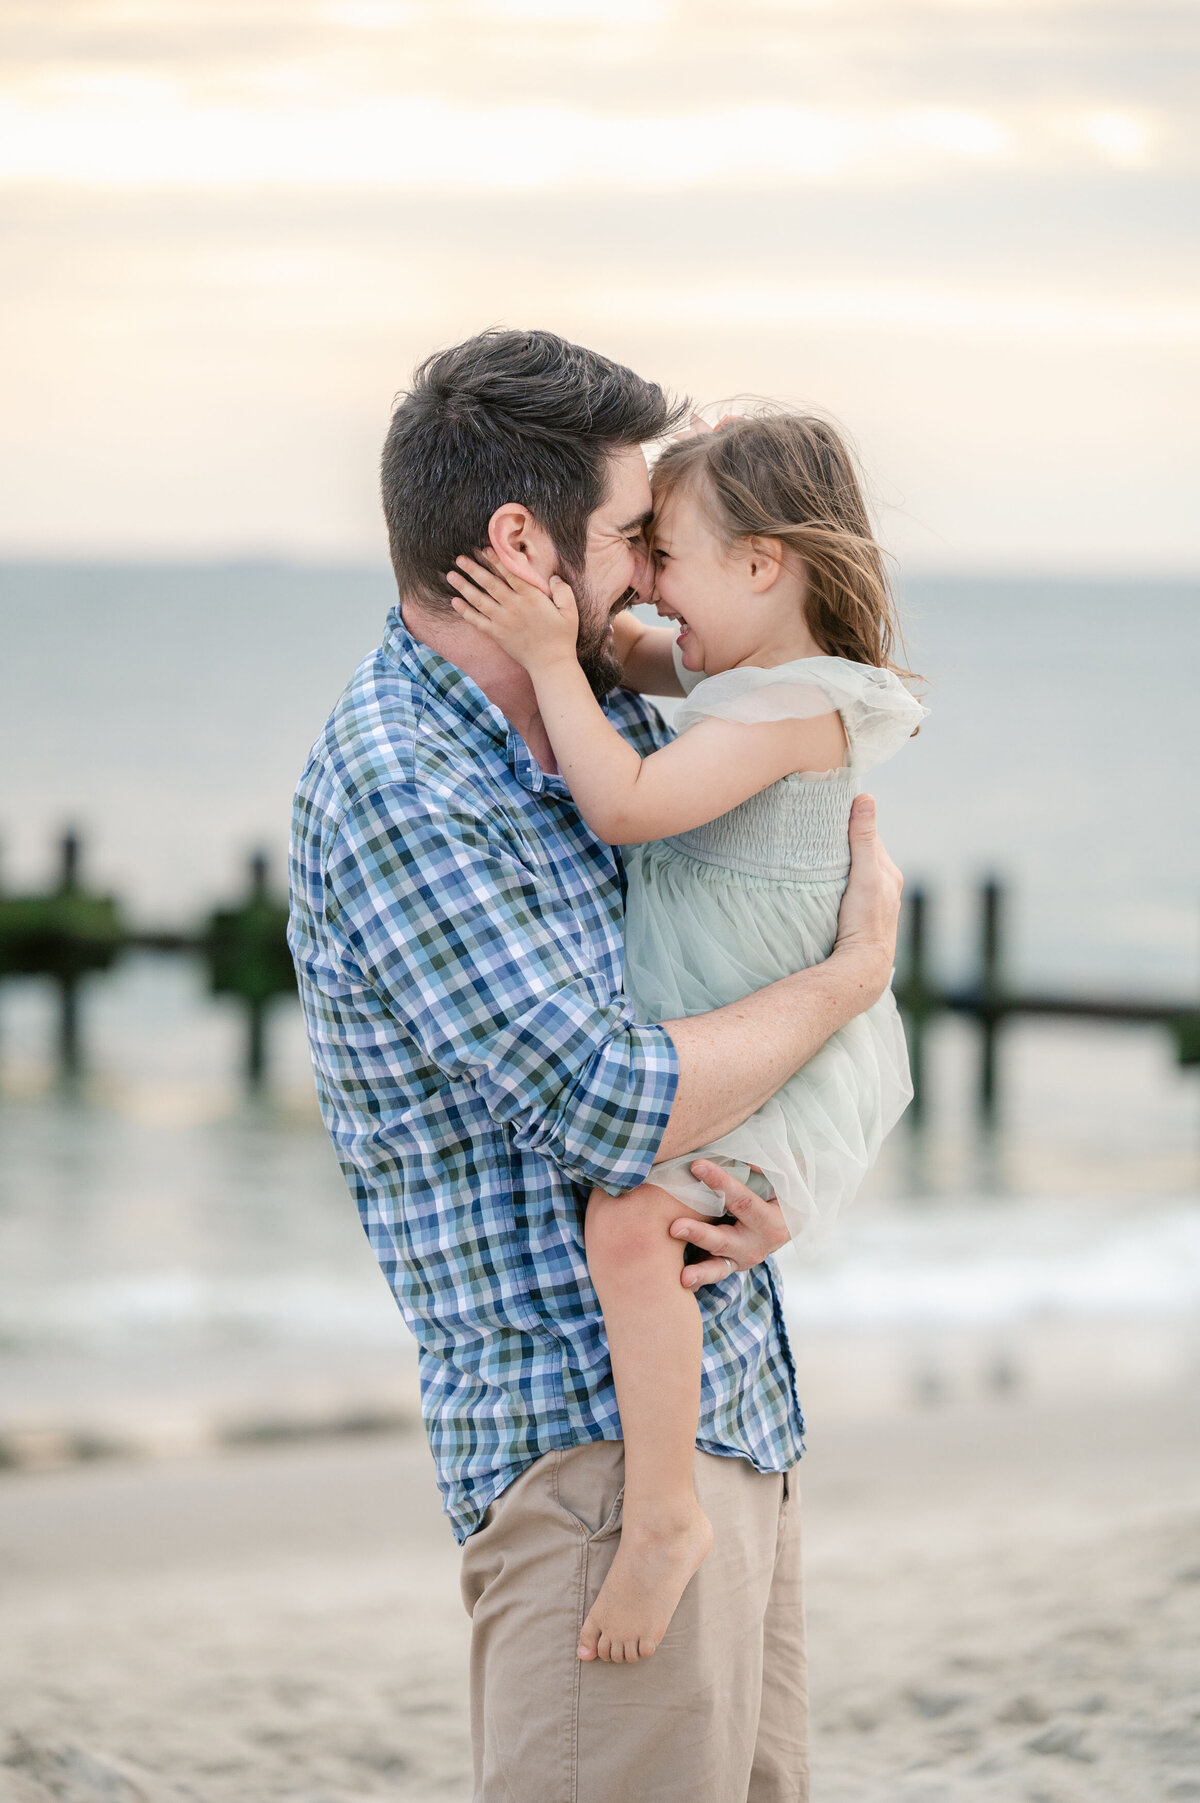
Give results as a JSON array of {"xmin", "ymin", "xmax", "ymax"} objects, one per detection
[{"xmin": 746, "ymin": 536, "xmax": 785, "ymax": 593}]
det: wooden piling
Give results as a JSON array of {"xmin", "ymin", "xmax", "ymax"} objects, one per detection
[
  {"xmin": 1, "ymin": 833, "xmax": 1199, "ymax": 1122},
  {"xmin": 0, "ymin": 830, "xmax": 122, "ymax": 1081},
  {"xmin": 205, "ymin": 851, "xmax": 296, "ymax": 1089},
  {"xmin": 978, "ymin": 877, "xmax": 1004, "ymax": 1125},
  {"xmin": 900, "ymin": 887, "xmax": 929, "ymax": 1123},
  {"xmin": 56, "ymin": 832, "xmax": 82, "ymax": 1077}
]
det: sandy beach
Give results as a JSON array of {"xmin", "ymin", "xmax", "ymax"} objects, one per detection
[{"xmin": 2, "ymin": 1377, "xmax": 1197, "ymax": 1803}]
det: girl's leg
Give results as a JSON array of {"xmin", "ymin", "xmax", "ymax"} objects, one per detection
[{"xmin": 577, "ymin": 1182, "xmax": 716, "ymax": 1665}]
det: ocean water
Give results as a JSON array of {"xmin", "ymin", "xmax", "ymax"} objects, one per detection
[
  {"xmin": 1, "ymin": 564, "xmax": 1198, "ymax": 1448},
  {"xmin": 4, "ymin": 563, "xmax": 1199, "ymax": 983}
]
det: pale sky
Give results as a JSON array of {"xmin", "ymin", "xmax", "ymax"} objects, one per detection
[{"xmin": 1, "ymin": 0, "xmax": 1196, "ymax": 568}]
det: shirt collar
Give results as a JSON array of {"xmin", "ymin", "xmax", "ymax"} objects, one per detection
[{"xmin": 382, "ymin": 605, "xmax": 572, "ymax": 798}]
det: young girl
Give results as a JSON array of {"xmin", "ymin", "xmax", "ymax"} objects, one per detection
[{"xmin": 447, "ymin": 411, "xmax": 926, "ymax": 1667}]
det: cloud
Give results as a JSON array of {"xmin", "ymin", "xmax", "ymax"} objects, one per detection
[
  {"xmin": 585, "ymin": 282, "xmax": 1200, "ymax": 341},
  {"xmin": 0, "ymin": 92, "xmax": 1026, "ymax": 189},
  {"xmin": 0, "ymin": 0, "xmax": 1192, "ymax": 192},
  {"xmin": 0, "ymin": 0, "xmax": 1193, "ymax": 563},
  {"xmin": 0, "ymin": 87, "xmax": 1188, "ymax": 192}
]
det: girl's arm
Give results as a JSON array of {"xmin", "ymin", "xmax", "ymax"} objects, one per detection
[
  {"xmin": 610, "ymin": 610, "xmax": 685, "ymax": 698},
  {"xmin": 446, "ymin": 555, "xmax": 845, "ymax": 846}
]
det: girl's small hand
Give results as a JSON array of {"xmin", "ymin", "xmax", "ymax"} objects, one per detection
[{"xmin": 446, "ymin": 553, "xmax": 579, "ymax": 673}]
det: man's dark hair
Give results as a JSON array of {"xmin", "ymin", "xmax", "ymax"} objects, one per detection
[{"xmin": 381, "ymin": 329, "xmax": 688, "ymax": 606}]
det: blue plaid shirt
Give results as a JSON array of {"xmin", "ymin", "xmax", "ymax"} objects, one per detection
[{"xmin": 289, "ymin": 608, "xmax": 804, "ymax": 1541}]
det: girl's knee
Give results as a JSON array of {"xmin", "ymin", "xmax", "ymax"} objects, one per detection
[
  {"xmin": 587, "ymin": 1186, "xmax": 655, "ymax": 1266},
  {"xmin": 586, "ymin": 1184, "xmax": 700, "ymax": 1270}
]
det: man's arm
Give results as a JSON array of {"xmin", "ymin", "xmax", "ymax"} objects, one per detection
[
  {"xmin": 653, "ymin": 793, "xmax": 901, "ymax": 1161},
  {"xmin": 324, "ymin": 783, "xmax": 898, "ymax": 1244},
  {"xmin": 324, "ymin": 784, "xmax": 680, "ymax": 1196}
]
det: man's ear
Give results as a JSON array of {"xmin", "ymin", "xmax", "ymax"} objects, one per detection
[
  {"xmin": 487, "ymin": 504, "xmax": 557, "ymax": 594},
  {"xmin": 746, "ymin": 536, "xmax": 785, "ymax": 593}
]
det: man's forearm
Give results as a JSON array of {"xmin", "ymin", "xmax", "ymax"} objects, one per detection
[{"xmin": 653, "ymin": 947, "xmax": 883, "ymax": 1163}]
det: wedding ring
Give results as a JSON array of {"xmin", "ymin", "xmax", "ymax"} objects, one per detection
[{"xmin": 723, "ymin": 1256, "xmax": 736, "ymax": 1277}]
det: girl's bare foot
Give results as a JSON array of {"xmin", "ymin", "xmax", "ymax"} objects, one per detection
[{"xmin": 576, "ymin": 1502, "xmax": 713, "ymax": 1664}]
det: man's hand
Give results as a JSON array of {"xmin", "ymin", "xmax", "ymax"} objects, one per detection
[
  {"xmin": 829, "ymin": 792, "xmax": 903, "ymax": 1006},
  {"xmin": 446, "ymin": 552, "xmax": 579, "ymax": 673},
  {"xmin": 673, "ymin": 410, "xmax": 743, "ymax": 441},
  {"xmin": 668, "ymin": 1161, "xmax": 790, "ymax": 1289}
]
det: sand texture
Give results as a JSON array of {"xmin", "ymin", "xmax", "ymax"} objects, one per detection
[{"xmin": 1, "ymin": 1389, "xmax": 1197, "ymax": 1803}]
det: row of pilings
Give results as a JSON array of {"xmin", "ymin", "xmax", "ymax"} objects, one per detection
[
  {"xmin": 1, "ymin": 832, "xmax": 1198, "ymax": 1114},
  {"xmin": 0, "ymin": 832, "xmax": 293, "ymax": 1088}
]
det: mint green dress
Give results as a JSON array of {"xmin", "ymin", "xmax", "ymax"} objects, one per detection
[{"xmin": 623, "ymin": 655, "xmax": 927, "ymax": 1245}]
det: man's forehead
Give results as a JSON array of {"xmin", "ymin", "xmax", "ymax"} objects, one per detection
[{"xmin": 598, "ymin": 443, "xmax": 652, "ymax": 528}]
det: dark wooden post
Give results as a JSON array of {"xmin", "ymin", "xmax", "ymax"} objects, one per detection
[
  {"xmin": 246, "ymin": 998, "xmax": 267, "ymax": 1088},
  {"xmin": 902, "ymin": 886, "xmax": 929, "ymax": 1124},
  {"xmin": 56, "ymin": 830, "xmax": 82, "ymax": 1076},
  {"xmin": 0, "ymin": 829, "xmax": 121, "ymax": 1084},
  {"xmin": 205, "ymin": 851, "xmax": 295, "ymax": 1090},
  {"xmin": 245, "ymin": 851, "xmax": 270, "ymax": 1086},
  {"xmin": 978, "ymin": 877, "xmax": 1004, "ymax": 1124}
]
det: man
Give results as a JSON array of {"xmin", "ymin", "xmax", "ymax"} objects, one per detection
[{"xmin": 289, "ymin": 329, "xmax": 903, "ymax": 1802}]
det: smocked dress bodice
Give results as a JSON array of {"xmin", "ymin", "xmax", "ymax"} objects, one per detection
[{"xmin": 666, "ymin": 769, "xmax": 856, "ymax": 886}]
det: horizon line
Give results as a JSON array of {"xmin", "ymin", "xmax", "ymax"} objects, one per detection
[{"xmin": 1, "ymin": 553, "xmax": 1197, "ymax": 585}]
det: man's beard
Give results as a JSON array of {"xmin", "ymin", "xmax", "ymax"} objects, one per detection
[{"xmin": 570, "ymin": 570, "xmax": 632, "ymax": 701}]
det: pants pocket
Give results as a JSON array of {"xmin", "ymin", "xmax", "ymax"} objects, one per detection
[{"xmin": 550, "ymin": 1444, "xmax": 626, "ymax": 1542}]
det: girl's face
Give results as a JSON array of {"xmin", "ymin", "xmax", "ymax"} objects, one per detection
[{"xmin": 649, "ymin": 481, "xmax": 754, "ymax": 675}]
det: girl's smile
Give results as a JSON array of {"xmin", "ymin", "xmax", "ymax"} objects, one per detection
[{"xmin": 648, "ymin": 480, "xmax": 821, "ymax": 676}]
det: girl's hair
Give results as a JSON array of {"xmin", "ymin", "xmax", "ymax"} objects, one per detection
[{"xmin": 651, "ymin": 410, "xmax": 917, "ymax": 680}]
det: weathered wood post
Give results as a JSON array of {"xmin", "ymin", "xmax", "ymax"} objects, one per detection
[
  {"xmin": 0, "ymin": 830, "xmax": 123, "ymax": 1080},
  {"xmin": 56, "ymin": 831, "xmax": 82, "ymax": 1073},
  {"xmin": 978, "ymin": 876, "xmax": 1004, "ymax": 1124},
  {"xmin": 1170, "ymin": 912, "xmax": 1200, "ymax": 1089},
  {"xmin": 900, "ymin": 886, "xmax": 930, "ymax": 1123},
  {"xmin": 205, "ymin": 851, "xmax": 295, "ymax": 1089},
  {"xmin": 246, "ymin": 852, "xmax": 270, "ymax": 1085}
]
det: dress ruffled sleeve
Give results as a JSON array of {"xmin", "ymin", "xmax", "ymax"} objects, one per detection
[{"xmin": 673, "ymin": 656, "xmax": 927, "ymax": 774}]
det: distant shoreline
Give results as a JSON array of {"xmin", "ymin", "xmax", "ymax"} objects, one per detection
[{"xmin": 4, "ymin": 557, "xmax": 1200, "ymax": 588}]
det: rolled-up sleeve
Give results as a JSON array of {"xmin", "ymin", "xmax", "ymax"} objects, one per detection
[{"xmin": 325, "ymin": 785, "xmax": 678, "ymax": 1193}]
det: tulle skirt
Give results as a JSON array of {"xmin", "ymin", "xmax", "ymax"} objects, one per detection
[{"xmin": 622, "ymin": 839, "xmax": 912, "ymax": 1245}]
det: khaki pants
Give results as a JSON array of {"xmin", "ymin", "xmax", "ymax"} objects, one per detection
[{"xmin": 460, "ymin": 1442, "xmax": 808, "ymax": 1803}]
